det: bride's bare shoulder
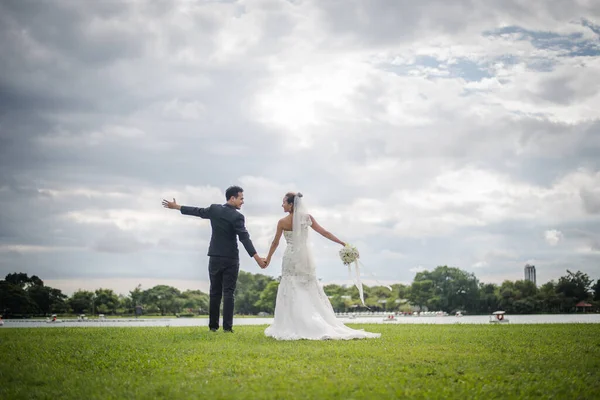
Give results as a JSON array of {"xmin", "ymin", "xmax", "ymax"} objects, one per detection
[{"xmin": 279, "ymin": 215, "xmax": 293, "ymax": 230}]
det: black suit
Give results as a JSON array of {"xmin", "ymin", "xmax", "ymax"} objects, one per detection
[{"xmin": 180, "ymin": 203, "xmax": 257, "ymax": 331}]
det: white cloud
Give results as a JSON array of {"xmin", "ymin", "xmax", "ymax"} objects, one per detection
[
  {"xmin": 544, "ymin": 229, "xmax": 564, "ymax": 246},
  {"xmin": 162, "ymin": 99, "xmax": 206, "ymax": 120},
  {"xmin": 1, "ymin": 0, "xmax": 599, "ymax": 295},
  {"xmin": 0, "ymin": 245, "xmax": 82, "ymax": 253}
]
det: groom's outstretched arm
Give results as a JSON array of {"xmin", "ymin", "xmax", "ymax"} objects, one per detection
[
  {"xmin": 180, "ymin": 204, "xmax": 212, "ymax": 219},
  {"xmin": 163, "ymin": 198, "xmax": 212, "ymax": 219}
]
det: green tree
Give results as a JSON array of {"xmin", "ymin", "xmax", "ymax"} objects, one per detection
[
  {"xmin": 116, "ymin": 294, "xmax": 130, "ymax": 315},
  {"xmin": 370, "ymin": 285, "xmax": 394, "ymax": 300},
  {"xmin": 254, "ymin": 281, "xmax": 280, "ymax": 314},
  {"xmin": 28, "ymin": 285, "xmax": 68, "ymax": 315},
  {"xmin": 392, "ymin": 283, "xmax": 411, "ymax": 300},
  {"xmin": 68, "ymin": 290, "xmax": 95, "ymax": 314},
  {"xmin": 0, "ymin": 280, "xmax": 38, "ymax": 316},
  {"xmin": 328, "ymin": 295, "xmax": 347, "ymax": 312},
  {"xmin": 514, "ymin": 280, "xmax": 538, "ymax": 299},
  {"xmin": 538, "ymin": 280, "xmax": 560, "ymax": 313},
  {"xmin": 5, "ymin": 272, "xmax": 43, "ymax": 289},
  {"xmin": 130, "ymin": 284, "xmax": 144, "ymax": 307},
  {"xmin": 556, "ymin": 270, "xmax": 593, "ymax": 303},
  {"xmin": 409, "ymin": 280, "xmax": 434, "ymax": 310},
  {"xmin": 478, "ymin": 283, "xmax": 500, "ymax": 314},
  {"xmin": 142, "ymin": 285, "xmax": 182, "ymax": 315},
  {"xmin": 180, "ymin": 290, "xmax": 209, "ymax": 313},
  {"xmin": 498, "ymin": 281, "xmax": 516, "ymax": 313},
  {"xmin": 409, "ymin": 266, "xmax": 479, "ymax": 312},
  {"xmin": 323, "ymin": 284, "xmax": 345, "ymax": 297},
  {"xmin": 96, "ymin": 304, "xmax": 110, "ymax": 314},
  {"xmin": 94, "ymin": 288, "xmax": 120, "ymax": 315},
  {"xmin": 234, "ymin": 271, "xmax": 275, "ymax": 315}
]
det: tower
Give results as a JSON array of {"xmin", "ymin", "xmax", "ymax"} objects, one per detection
[{"xmin": 524, "ymin": 264, "xmax": 536, "ymax": 285}]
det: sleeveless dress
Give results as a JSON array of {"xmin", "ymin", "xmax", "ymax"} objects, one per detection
[{"xmin": 264, "ymin": 226, "xmax": 381, "ymax": 341}]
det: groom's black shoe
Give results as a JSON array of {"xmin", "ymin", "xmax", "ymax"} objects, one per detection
[
  {"xmin": 224, "ymin": 329, "xmax": 234, "ymax": 333},
  {"xmin": 210, "ymin": 328, "xmax": 217, "ymax": 332}
]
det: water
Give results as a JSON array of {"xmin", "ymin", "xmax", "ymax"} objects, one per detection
[{"xmin": 2, "ymin": 314, "xmax": 599, "ymax": 328}]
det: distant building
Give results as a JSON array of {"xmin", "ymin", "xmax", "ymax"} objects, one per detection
[{"xmin": 524, "ymin": 264, "xmax": 536, "ymax": 285}]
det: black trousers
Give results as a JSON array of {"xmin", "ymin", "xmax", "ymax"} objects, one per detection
[{"xmin": 208, "ymin": 256, "xmax": 240, "ymax": 331}]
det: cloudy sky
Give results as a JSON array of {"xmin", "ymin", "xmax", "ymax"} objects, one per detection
[{"xmin": 1, "ymin": 0, "xmax": 599, "ymax": 296}]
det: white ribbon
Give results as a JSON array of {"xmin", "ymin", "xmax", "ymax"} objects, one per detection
[{"xmin": 347, "ymin": 259, "xmax": 392, "ymax": 307}]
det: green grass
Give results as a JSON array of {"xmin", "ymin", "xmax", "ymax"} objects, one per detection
[
  {"xmin": 28, "ymin": 314, "xmax": 268, "ymax": 320},
  {"xmin": 1, "ymin": 324, "xmax": 599, "ymax": 399}
]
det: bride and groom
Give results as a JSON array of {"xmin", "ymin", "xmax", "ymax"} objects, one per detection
[{"xmin": 162, "ymin": 185, "xmax": 379, "ymax": 340}]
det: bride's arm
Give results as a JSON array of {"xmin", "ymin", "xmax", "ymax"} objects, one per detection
[
  {"xmin": 265, "ymin": 220, "xmax": 284, "ymax": 267},
  {"xmin": 309, "ymin": 215, "xmax": 346, "ymax": 246}
]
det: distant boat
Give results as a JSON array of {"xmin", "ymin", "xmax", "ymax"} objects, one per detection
[
  {"xmin": 489, "ymin": 311, "xmax": 509, "ymax": 323},
  {"xmin": 46, "ymin": 314, "xmax": 63, "ymax": 323}
]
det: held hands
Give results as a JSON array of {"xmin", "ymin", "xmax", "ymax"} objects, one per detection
[
  {"xmin": 256, "ymin": 256, "xmax": 271, "ymax": 269},
  {"xmin": 254, "ymin": 255, "xmax": 267, "ymax": 269}
]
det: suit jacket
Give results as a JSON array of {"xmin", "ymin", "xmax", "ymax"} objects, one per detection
[{"xmin": 180, "ymin": 203, "xmax": 257, "ymax": 260}]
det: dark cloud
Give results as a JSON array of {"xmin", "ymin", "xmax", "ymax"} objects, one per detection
[
  {"xmin": 1, "ymin": 0, "xmax": 145, "ymax": 65},
  {"xmin": 1, "ymin": 0, "xmax": 599, "ymax": 289},
  {"xmin": 91, "ymin": 230, "xmax": 154, "ymax": 254},
  {"xmin": 485, "ymin": 24, "xmax": 600, "ymax": 57},
  {"xmin": 313, "ymin": 0, "xmax": 600, "ymax": 48},
  {"xmin": 581, "ymin": 189, "xmax": 600, "ymax": 214},
  {"xmin": 313, "ymin": 0, "xmax": 497, "ymax": 46},
  {"xmin": 532, "ymin": 75, "xmax": 599, "ymax": 105}
]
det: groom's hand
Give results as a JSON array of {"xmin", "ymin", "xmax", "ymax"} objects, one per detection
[
  {"xmin": 258, "ymin": 258, "xmax": 267, "ymax": 269},
  {"xmin": 254, "ymin": 254, "xmax": 267, "ymax": 269},
  {"xmin": 162, "ymin": 198, "xmax": 181, "ymax": 210}
]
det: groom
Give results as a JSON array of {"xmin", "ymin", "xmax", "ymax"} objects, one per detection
[{"xmin": 162, "ymin": 186, "xmax": 266, "ymax": 332}]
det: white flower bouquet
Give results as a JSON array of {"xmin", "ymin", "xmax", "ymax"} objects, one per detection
[
  {"xmin": 339, "ymin": 243, "xmax": 391, "ymax": 307},
  {"xmin": 339, "ymin": 244, "xmax": 360, "ymax": 266}
]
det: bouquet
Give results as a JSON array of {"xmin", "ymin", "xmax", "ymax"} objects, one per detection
[
  {"xmin": 339, "ymin": 243, "xmax": 391, "ymax": 307},
  {"xmin": 339, "ymin": 244, "xmax": 360, "ymax": 265}
]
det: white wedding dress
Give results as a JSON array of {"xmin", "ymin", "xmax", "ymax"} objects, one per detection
[{"xmin": 264, "ymin": 197, "xmax": 380, "ymax": 341}]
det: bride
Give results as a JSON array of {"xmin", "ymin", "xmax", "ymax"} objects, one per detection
[{"xmin": 263, "ymin": 192, "xmax": 380, "ymax": 340}]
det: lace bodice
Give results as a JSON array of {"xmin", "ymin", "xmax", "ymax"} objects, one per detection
[
  {"xmin": 283, "ymin": 230, "xmax": 294, "ymax": 247},
  {"xmin": 281, "ymin": 216, "xmax": 315, "ymax": 277}
]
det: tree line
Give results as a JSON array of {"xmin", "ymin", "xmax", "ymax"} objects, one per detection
[{"xmin": 1, "ymin": 267, "xmax": 599, "ymax": 318}]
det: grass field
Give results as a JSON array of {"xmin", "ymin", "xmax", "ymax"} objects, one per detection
[
  {"xmin": 1, "ymin": 324, "xmax": 599, "ymax": 399},
  {"xmin": 27, "ymin": 314, "xmax": 267, "ymax": 320}
]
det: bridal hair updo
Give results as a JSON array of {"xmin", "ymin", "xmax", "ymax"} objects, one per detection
[{"xmin": 285, "ymin": 192, "xmax": 303, "ymax": 210}]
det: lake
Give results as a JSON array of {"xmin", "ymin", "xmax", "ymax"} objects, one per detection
[{"xmin": 2, "ymin": 313, "xmax": 600, "ymax": 328}]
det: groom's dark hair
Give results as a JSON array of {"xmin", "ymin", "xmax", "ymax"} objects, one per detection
[{"xmin": 225, "ymin": 185, "xmax": 244, "ymax": 201}]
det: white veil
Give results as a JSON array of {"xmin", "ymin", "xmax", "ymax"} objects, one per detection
[{"xmin": 291, "ymin": 193, "xmax": 316, "ymax": 277}]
